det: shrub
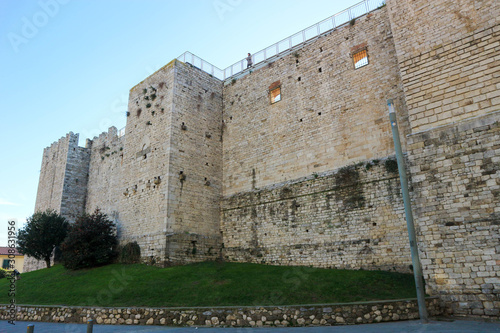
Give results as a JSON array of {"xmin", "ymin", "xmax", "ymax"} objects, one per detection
[
  {"xmin": 119, "ymin": 242, "xmax": 141, "ymax": 264},
  {"xmin": 61, "ymin": 209, "xmax": 118, "ymax": 270},
  {"xmin": 17, "ymin": 210, "xmax": 69, "ymax": 268},
  {"xmin": 0, "ymin": 268, "xmax": 10, "ymax": 279}
]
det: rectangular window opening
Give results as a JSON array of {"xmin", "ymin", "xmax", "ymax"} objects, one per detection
[
  {"xmin": 2, "ymin": 259, "xmax": 10, "ymax": 269},
  {"xmin": 270, "ymin": 86, "xmax": 281, "ymax": 104},
  {"xmin": 353, "ymin": 49, "xmax": 368, "ymax": 69}
]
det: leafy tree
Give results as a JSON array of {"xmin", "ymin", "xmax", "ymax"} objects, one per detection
[
  {"xmin": 61, "ymin": 209, "xmax": 118, "ymax": 270},
  {"xmin": 17, "ymin": 210, "xmax": 69, "ymax": 269}
]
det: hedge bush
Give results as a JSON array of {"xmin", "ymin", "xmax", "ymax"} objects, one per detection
[
  {"xmin": 0, "ymin": 268, "xmax": 11, "ymax": 279},
  {"xmin": 61, "ymin": 209, "xmax": 117, "ymax": 270}
]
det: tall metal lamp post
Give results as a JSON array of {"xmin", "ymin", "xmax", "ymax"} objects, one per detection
[{"xmin": 388, "ymin": 99, "xmax": 429, "ymax": 323}]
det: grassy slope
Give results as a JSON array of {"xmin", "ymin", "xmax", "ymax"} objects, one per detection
[{"xmin": 0, "ymin": 262, "xmax": 417, "ymax": 307}]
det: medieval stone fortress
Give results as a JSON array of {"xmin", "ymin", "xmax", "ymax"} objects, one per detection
[{"xmin": 27, "ymin": 0, "xmax": 499, "ymax": 319}]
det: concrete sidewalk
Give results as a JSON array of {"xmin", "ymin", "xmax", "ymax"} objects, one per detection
[{"xmin": 1, "ymin": 319, "xmax": 500, "ymax": 333}]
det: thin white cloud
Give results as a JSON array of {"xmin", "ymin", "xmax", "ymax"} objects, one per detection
[{"xmin": 0, "ymin": 198, "xmax": 20, "ymax": 206}]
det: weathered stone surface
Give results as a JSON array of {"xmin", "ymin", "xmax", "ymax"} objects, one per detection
[
  {"xmin": 222, "ymin": 157, "xmax": 412, "ymax": 271},
  {"xmin": 407, "ymin": 112, "xmax": 500, "ymax": 317},
  {"xmin": 0, "ymin": 299, "xmax": 442, "ymax": 327},
  {"xmin": 25, "ymin": 0, "xmax": 500, "ymax": 320}
]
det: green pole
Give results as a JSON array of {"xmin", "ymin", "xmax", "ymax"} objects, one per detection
[{"xmin": 388, "ymin": 99, "xmax": 429, "ymax": 323}]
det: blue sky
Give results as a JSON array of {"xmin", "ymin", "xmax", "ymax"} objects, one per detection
[{"xmin": 0, "ymin": 0, "xmax": 365, "ymax": 245}]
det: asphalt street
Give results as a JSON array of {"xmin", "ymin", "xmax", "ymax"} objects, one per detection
[{"xmin": 1, "ymin": 319, "xmax": 500, "ymax": 333}]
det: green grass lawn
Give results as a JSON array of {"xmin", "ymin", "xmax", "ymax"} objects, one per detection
[{"xmin": 0, "ymin": 262, "xmax": 417, "ymax": 307}]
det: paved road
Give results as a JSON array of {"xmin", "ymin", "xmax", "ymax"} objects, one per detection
[{"xmin": 1, "ymin": 319, "xmax": 500, "ymax": 333}]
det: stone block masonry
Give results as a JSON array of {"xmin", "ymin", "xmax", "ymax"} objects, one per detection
[
  {"xmin": 28, "ymin": 0, "xmax": 500, "ymax": 319},
  {"xmin": 387, "ymin": 0, "xmax": 500, "ymax": 318},
  {"xmin": 27, "ymin": 60, "xmax": 224, "ymax": 270},
  {"xmin": 222, "ymin": 6, "xmax": 410, "ymax": 197},
  {"xmin": 396, "ymin": 24, "xmax": 500, "ymax": 133},
  {"xmin": 85, "ymin": 126, "xmax": 124, "ymax": 230},
  {"xmin": 25, "ymin": 132, "xmax": 90, "ymax": 273},
  {"xmin": 34, "ymin": 132, "xmax": 90, "ymax": 219},
  {"xmin": 407, "ymin": 111, "xmax": 500, "ymax": 317},
  {"xmin": 386, "ymin": 0, "xmax": 499, "ymax": 64},
  {"xmin": 97, "ymin": 59, "xmax": 224, "ymax": 266},
  {"xmin": 222, "ymin": 156, "xmax": 413, "ymax": 272}
]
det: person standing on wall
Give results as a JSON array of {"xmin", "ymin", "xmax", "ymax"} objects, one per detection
[{"xmin": 247, "ymin": 53, "xmax": 253, "ymax": 68}]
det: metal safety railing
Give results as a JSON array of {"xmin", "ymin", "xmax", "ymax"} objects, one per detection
[
  {"xmin": 176, "ymin": 51, "xmax": 225, "ymax": 80},
  {"xmin": 177, "ymin": 0, "xmax": 384, "ymax": 82}
]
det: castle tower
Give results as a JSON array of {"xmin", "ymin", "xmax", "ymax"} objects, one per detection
[
  {"xmin": 84, "ymin": 60, "xmax": 224, "ymax": 266},
  {"xmin": 25, "ymin": 132, "xmax": 90, "ymax": 272},
  {"xmin": 34, "ymin": 132, "xmax": 90, "ymax": 221}
]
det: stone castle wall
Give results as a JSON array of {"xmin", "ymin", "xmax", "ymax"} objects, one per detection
[
  {"xmin": 116, "ymin": 61, "xmax": 177, "ymax": 263},
  {"xmin": 385, "ymin": 0, "xmax": 500, "ymax": 318},
  {"xmin": 29, "ymin": 0, "xmax": 500, "ymax": 318},
  {"xmin": 28, "ymin": 60, "xmax": 225, "ymax": 270},
  {"xmin": 387, "ymin": 0, "xmax": 499, "ymax": 133},
  {"xmin": 34, "ymin": 133, "xmax": 76, "ymax": 214},
  {"xmin": 407, "ymin": 111, "xmax": 500, "ymax": 317},
  {"xmin": 85, "ymin": 127, "xmax": 124, "ymax": 225},
  {"xmin": 159, "ymin": 60, "xmax": 224, "ymax": 263},
  {"xmin": 222, "ymin": 7, "xmax": 409, "ymax": 197},
  {"xmin": 59, "ymin": 134, "xmax": 91, "ymax": 222},
  {"xmin": 26, "ymin": 132, "xmax": 90, "ymax": 272},
  {"xmin": 222, "ymin": 156, "xmax": 412, "ymax": 272},
  {"xmin": 220, "ymin": 6, "xmax": 413, "ymax": 273},
  {"xmin": 114, "ymin": 60, "xmax": 224, "ymax": 265}
]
